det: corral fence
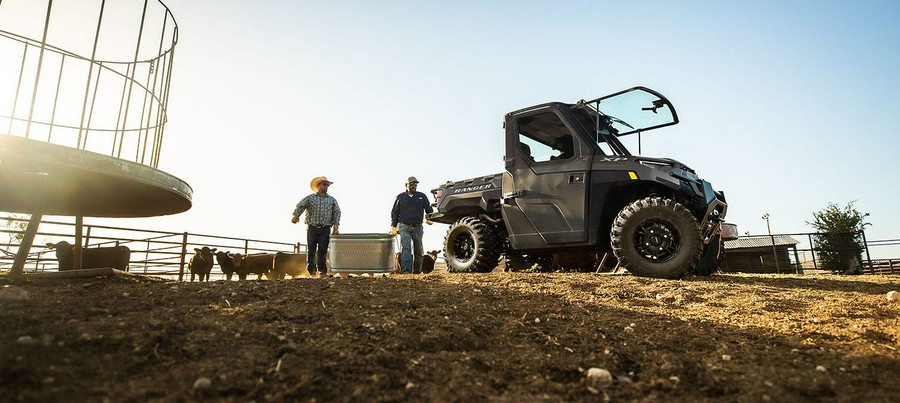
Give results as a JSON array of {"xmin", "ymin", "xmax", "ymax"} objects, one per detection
[
  {"xmin": 3, "ymin": 214, "xmax": 898, "ymax": 278},
  {"xmin": 723, "ymin": 230, "xmax": 900, "ymax": 275},
  {"xmin": 1, "ymin": 214, "xmax": 305, "ymax": 281}
]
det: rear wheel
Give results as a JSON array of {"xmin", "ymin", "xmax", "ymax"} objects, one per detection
[
  {"xmin": 693, "ymin": 233, "xmax": 723, "ymax": 276},
  {"xmin": 610, "ymin": 197, "xmax": 702, "ymax": 279},
  {"xmin": 444, "ymin": 217, "xmax": 501, "ymax": 273}
]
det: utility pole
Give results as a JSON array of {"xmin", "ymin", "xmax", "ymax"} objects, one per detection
[{"xmin": 763, "ymin": 213, "xmax": 780, "ymax": 274}]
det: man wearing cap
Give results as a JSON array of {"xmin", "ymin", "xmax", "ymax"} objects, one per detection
[
  {"xmin": 390, "ymin": 176, "xmax": 434, "ymax": 274},
  {"xmin": 292, "ymin": 176, "xmax": 341, "ymax": 278}
]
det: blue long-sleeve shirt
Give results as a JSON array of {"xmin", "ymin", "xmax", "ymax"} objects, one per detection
[
  {"xmin": 294, "ymin": 193, "xmax": 341, "ymax": 226},
  {"xmin": 391, "ymin": 191, "xmax": 433, "ymax": 227}
]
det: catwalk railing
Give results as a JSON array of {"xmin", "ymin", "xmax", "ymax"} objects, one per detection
[{"xmin": 0, "ymin": 0, "xmax": 178, "ymax": 167}]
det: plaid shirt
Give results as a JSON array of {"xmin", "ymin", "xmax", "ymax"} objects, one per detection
[{"xmin": 293, "ymin": 193, "xmax": 341, "ymax": 226}]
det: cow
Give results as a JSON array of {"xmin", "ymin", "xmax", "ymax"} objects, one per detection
[
  {"xmin": 188, "ymin": 247, "xmax": 217, "ymax": 282},
  {"xmin": 421, "ymin": 250, "xmax": 440, "ymax": 274},
  {"xmin": 232, "ymin": 253, "xmax": 275, "ymax": 280},
  {"xmin": 266, "ymin": 252, "xmax": 307, "ymax": 280},
  {"xmin": 395, "ymin": 250, "xmax": 441, "ymax": 274},
  {"xmin": 45, "ymin": 241, "xmax": 130, "ymax": 271},
  {"xmin": 215, "ymin": 251, "xmax": 237, "ymax": 281}
]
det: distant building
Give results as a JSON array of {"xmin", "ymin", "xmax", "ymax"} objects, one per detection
[{"xmin": 722, "ymin": 235, "xmax": 801, "ymax": 274}]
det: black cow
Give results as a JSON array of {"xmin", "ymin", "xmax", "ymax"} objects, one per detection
[
  {"xmin": 421, "ymin": 250, "xmax": 439, "ymax": 274},
  {"xmin": 394, "ymin": 250, "xmax": 440, "ymax": 274},
  {"xmin": 45, "ymin": 241, "xmax": 130, "ymax": 271},
  {"xmin": 215, "ymin": 251, "xmax": 237, "ymax": 281},
  {"xmin": 189, "ymin": 247, "xmax": 217, "ymax": 282}
]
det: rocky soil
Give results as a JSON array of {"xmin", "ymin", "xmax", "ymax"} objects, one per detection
[{"xmin": 2, "ymin": 270, "xmax": 899, "ymax": 402}]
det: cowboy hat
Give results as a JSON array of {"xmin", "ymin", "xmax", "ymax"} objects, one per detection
[{"xmin": 310, "ymin": 176, "xmax": 334, "ymax": 192}]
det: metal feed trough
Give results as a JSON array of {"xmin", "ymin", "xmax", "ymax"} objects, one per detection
[{"xmin": 328, "ymin": 233, "xmax": 395, "ymax": 274}]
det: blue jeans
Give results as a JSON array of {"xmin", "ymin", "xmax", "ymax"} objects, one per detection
[
  {"xmin": 399, "ymin": 223, "xmax": 424, "ymax": 273},
  {"xmin": 307, "ymin": 225, "xmax": 331, "ymax": 274}
]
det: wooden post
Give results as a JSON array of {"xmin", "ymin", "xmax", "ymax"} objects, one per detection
[
  {"xmin": 808, "ymin": 233, "xmax": 818, "ymax": 270},
  {"xmin": 10, "ymin": 212, "xmax": 43, "ymax": 276},
  {"xmin": 763, "ymin": 214, "xmax": 779, "ymax": 274},
  {"xmin": 74, "ymin": 215, "xmax": 84, "ymax": 270},
  {"xmin": 595, "ymin": 252, "xmax": 609, "ymax": 274},
  {"xmin": 178, "ymin": 232, "xmax": 188, "ymax": 281},
  {"xmin": 10, "ymin": 173, "xmax": 48, "ymax": 276},
  {"xmin": 83, "ymin": 222, "xmax": 92, "ymax": 246},
  {"xmin": 144, "ymin": 239, "xmax": 150, "ymax": 274}
]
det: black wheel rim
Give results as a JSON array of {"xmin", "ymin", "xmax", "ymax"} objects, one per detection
[
  {"xmin": 450, "ymin": 231, "xmax": 475, "ymax": 263},
  {"xmin": 634, "ymin": 219, "xmax": 680, "ymax": 262}
]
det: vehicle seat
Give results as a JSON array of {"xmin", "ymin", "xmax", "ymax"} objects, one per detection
[{"xmin": 519, "ymin": 143, "xmax": 534, "ymax": 161}]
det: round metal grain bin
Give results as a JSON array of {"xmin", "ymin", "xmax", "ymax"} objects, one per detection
[{"xmin": 328, "ymin": 233, "xmax": 395, "ymax": 273}]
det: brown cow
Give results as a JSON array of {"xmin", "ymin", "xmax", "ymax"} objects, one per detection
[
  {"xmin": 232, "ymin": 253, "xmax": 275, "ymax": 280},
  {"xmin": 46, "ymin": 241, "xmax": 130, "ymax": 271},
  {"xmin": 189, "ymin": 247, "xmax": 217, "ymax": 282},
  {"xmin": 266, "ymin": 252, "xmax": 307, "ymax": 280}
]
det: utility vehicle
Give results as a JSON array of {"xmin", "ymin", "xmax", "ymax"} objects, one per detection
[{"xmin": 428, "ymin": 86, "xmax": 727, "ymax": 279}]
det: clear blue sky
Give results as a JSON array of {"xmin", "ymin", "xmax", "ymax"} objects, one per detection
[{"xmin": 44, "ymin": 1, "xmax": 900, "ymax": 257}]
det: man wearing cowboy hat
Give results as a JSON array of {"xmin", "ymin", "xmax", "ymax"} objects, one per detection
[
  {"xmin": 390, "ymin": 176, "xmax": 434, "ymax": 274},
  {"xmin": 292, "ymin": 176, "xmax": 341, "ymax": 278}
]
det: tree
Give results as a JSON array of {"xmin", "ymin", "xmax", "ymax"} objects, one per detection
[
  {"xmin": 807, "ymin": 202, "xmax": 870, "ymax": 274},
  {"xmin": 2, "ymin": 213, "xmax": 29, "ymax": 257}
]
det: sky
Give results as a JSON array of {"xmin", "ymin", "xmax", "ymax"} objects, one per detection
[{"xmin": 4, "ymin": 0, "xmax": 900, "ymax": 258}]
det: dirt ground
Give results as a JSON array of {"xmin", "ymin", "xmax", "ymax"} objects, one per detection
[{"xmin": 2, "ymin": 269, "xmax": 899, "ymax": 402}]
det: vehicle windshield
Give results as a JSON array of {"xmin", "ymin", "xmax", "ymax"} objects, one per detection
[{"xmin": 577, "ymin": 87, "xmax": 678, "ymax": 137}]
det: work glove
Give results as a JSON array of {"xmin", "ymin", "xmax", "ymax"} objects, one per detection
[
  {"xmin": 426, "ymin": 220, "xmax": 433, "ymax": 225},
  {"xmin": 291, "ymin": 215, "xmax": 299, "ymax": 224},
  {"xmin": 390, "ymin": 226, "xmax": 398, "ymax": 236},
  {"xmin": 332, "ymin": 225, "xmax": 340, "ymax": 235}
]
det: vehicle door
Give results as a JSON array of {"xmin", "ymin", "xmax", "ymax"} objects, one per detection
[{"xmin": 501, "ymin": 107, "xmax": 592, "ymax": 250}]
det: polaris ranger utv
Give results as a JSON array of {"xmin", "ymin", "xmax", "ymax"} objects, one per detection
[{"xmin": 427, "ymin": 86, "xmax": 727, "ymax": 279}]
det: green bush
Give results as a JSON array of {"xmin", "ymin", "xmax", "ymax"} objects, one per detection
[{"xmin": 808, "ymin": 202, "xmax": 870, "ymax": 274}]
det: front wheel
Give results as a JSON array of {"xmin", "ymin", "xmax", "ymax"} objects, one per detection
[
  {"xmin": 444, "ymin": 217, "xmax": 501, "ymax": 273},
  {"xmin": 610, "ymin": 197, "xmax": 702, "ymax": 279}
]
